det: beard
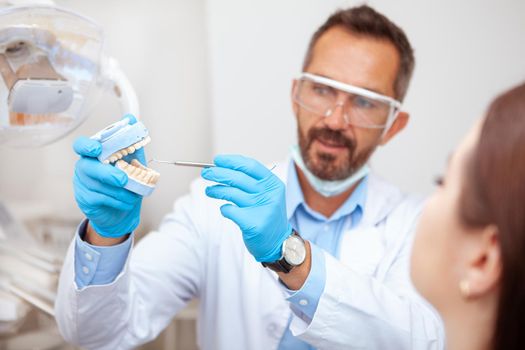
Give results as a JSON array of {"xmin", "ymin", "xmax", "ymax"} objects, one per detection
[{"xmin": 298, "ymin": 126, "xmax": 376, "ymax": 181}]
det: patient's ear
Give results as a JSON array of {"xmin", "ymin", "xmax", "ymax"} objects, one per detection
[
  {"xmin": 461, "ymin": 225, "xmax": 502, "ymax": 299},
  {"xmin": 380, "ymin": 112, "xmax": 409, "ymax": 145}
]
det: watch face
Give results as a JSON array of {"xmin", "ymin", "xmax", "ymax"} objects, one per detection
[{"xmin": 283, "ymin": 235, "xmax": 306, "ymax": 266}]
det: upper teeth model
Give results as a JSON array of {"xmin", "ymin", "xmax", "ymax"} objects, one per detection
[
  {"xmin": 105, "ymin": 135, "xmax": 151, "ymax": 163},
  {"xmin": 90, "ymin": 117, "xmax": 160, "ymax": 196}
]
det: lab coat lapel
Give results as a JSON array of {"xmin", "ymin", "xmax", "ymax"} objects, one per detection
[{"xmin": 338, "ymin": 174, "xmax": 405, "ymax": 276}]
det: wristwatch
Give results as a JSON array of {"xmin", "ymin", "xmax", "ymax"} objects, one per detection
[{"xmin": 262, "ymin": 231, "xmax": 306, "ymax": 273}]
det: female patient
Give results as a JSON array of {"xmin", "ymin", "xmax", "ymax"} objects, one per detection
[{"xmin": 411, "ymin": 82, "xmax": 525, "ymax": 350}]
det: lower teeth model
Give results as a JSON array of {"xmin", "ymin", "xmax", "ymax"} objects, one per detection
[{"xmin": 90, "ymin": 116, "xmax": 160, "ymax": 196}]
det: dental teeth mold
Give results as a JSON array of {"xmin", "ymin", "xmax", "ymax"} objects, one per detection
[{"xmin": 91, "ymin": 117, "xmax": 159, "ymax": 196}]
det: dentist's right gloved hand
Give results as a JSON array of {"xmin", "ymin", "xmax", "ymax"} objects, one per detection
[
  {"xmin": 202, "ymin": 155, "xmax": 292, "ymax": 263},
  {"xmin": 72, "ymin": 136, "xmax": 143, "ymax": 238}
]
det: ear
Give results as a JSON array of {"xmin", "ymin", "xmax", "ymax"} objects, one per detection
[
  {"xmin": 380, "ymin": 111, "xmax": 409, "ymax": 145},
  {"xmin": 291, "ymin": 79, "xmax": 299, "ymax": 118},
  {"xmin": 462, "ymin": 225, "xmax": 502, "ymax": 299}
]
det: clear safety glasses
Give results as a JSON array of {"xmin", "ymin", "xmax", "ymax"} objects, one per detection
[{"xmin": 293, "ymin": 72, "xmax": 402, "ymax": 130}]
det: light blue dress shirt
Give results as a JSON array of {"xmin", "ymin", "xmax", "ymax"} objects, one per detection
[
  {"xmin": 74, "ymin": 160, "xmax": 368, "ymax": 350},
  {"xmin": 276, "ymin": 161, "xmax": 367, "ymax": 350},
  {"xmin": 74, "ymin": 219, "xmax": 132, "ymax": 288}
]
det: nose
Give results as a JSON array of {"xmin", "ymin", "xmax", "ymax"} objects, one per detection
[{"xmin": 323, "ymin": 101, "xmax": 349, "ymax": 130}]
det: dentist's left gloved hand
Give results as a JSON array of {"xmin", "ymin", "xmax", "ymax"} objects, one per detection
[{"xmin": 202, "ymin": 155, "xmax": 292, "ymax": 263}]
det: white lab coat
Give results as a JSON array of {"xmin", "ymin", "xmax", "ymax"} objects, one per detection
[{"xmin": 55, "ymin": 161, "xmax": 444, "ymax": 350}]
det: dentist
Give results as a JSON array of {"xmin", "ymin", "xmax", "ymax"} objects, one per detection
[{"xmin": 55, "ymin": 5, "xmax": 443, "ymax": 349}]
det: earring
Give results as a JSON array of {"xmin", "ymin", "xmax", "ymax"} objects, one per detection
[{"xmin": 459, "ymin": 280, "xmax": 471, "ymax": 298}]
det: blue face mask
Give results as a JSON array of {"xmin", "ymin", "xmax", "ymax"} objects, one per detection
[{"xmin": 290, "ymin": 145, "xmax": 369, "ymax": 197}]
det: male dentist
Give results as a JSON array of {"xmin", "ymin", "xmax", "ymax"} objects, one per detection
[{"xmin": 56, "ymin": 5, "xmax": 443, "ymax": 349}]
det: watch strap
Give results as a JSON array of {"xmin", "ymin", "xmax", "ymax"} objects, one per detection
[{"xmin": 262, "ymin": 257, "xmax": 294, "ymax": 273}]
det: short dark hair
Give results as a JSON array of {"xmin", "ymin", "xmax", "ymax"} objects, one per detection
[{"xmin": 303, "ymin": 5, "xmax": 415, "ymax": 102}]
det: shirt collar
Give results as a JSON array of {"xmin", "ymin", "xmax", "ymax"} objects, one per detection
[{"xmin": 285, "ymin": 159, "xmax": 368, "ymax": 222}]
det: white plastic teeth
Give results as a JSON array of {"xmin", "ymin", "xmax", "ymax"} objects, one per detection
[
  {"xmin": 116, "ymin": 159, "xmax": 160, "ymax": 186},
  {"xmin": 104, "ymin": 136, "xmax": 152, "ymax": 164}
]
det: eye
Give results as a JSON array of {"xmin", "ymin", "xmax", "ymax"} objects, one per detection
[
  {"xmin": 434, "ymin": 175, "xmax": 444, "ymax": 187},
  {"xmin": 353, "ymin": 95, "xmax": 376, "ymax": 109},
  {"xmin": 311, "ymin": 83, "xmax": 333, "ymax": 96}
]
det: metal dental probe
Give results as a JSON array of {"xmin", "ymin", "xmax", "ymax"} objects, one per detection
[
  {"xmin": 149, "ymin": 159, "xmax": 215, "ymax": 168},
  {"xmin": 149, "ymin": 159, "xmax": 277, "ymax": 171}
]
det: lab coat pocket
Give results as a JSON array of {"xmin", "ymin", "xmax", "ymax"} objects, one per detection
[{"xmin": 338, "ymin": 226, "xmax": 385, "ymax": 277}]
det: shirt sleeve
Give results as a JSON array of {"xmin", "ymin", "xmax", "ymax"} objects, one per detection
[
  {"xmin": 282, "ymin": 242, "xmax": 326, "ymax": 324},
  {"xmin": 74, "ymin": 219, "xmax": 133, "ymax": 288}
]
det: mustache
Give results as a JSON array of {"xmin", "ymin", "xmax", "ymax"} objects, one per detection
[{"xmin": 306, "ymin": 127, "xmax": 356, "ymax": 151}]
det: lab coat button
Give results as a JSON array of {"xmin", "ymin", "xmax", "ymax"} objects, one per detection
[
  {"xmin": 84, "ymin": 253, "xmax": 93, "ymax": 261},
  {"xmin": 323, "ymin": 225, "xmax": 329, "ymax": 232},
  {"xmin": 299, "ymin": 299, "xmax": 308, "ymax": 306},
  {"xmin": 82, "ymin": 266, "xmax": 90, "ymax": 274}
]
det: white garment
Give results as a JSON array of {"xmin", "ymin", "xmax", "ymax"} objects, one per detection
[{"xmin": 54, "ymin": 160, "xmax": 444, "ymax": 350}]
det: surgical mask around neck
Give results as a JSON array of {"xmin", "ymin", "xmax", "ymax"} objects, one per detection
[{"xmin": 290, "ymin": 144, "xmax": 369, "ymax": 197}]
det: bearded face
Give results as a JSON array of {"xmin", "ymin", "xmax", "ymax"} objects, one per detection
[{"xmin": 298, "ymin": 123, "xmax": 377, "ymax": 181}]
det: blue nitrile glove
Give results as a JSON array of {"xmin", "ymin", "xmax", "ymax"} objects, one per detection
[
  {"xmin": 202, "ymin": 154, "xmax": 292, "ymax": 263},
  {"xmin": 72, "ymin": 119, "xmax": 145, "ymax": 238}
]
